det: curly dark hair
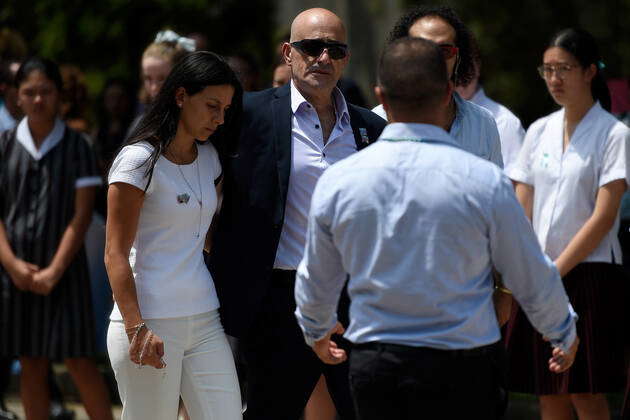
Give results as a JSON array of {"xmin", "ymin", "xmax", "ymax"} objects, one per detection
[{"xmin": 388, "ymin": 5, "xmax": 476, "ymax": 87}]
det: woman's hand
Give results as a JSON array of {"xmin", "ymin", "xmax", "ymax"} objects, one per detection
[
  {"xmin": 7, "ymin": 258, "xmax": 39, "ymax": 291},
  {"xmin": 127, "ymin": 326, "xmax": 167, "ymax": 369},
  {"xmin": 30, "ymin": 265, "xmax": 62, "ymax": 295}
]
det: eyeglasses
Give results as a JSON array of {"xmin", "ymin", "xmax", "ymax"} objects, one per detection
[
  {"xmin": 290, "ymin": 39, "xmax": 349, "ymax": 60},
  {"xmin": 537, "ymin": 64, "xmax": 578, "ymax": 80},
  {"xmin": 438, "ymin": 43, "xmax": 459, "ymax": 59}
]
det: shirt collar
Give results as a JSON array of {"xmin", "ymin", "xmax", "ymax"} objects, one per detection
[
  {"xmin": 553, "ymin": 101, "xmax": 604, "ymax": 127},
  {"xmin": 290, "ymin": 80, "xmax": 350, "ymax": 125},
  {"xmin": 449, "ymin": 92, "xmax": 468, "ymax": 136},
  {"xmin": 16, "ymin": 117, "xmax": 66, "ymax": 161},
  {"xmin": 584, "ymin": 101, "xmax": 603, "ymax": 122},
  {"xmin": 379, "ymin": 122, "xmax": 460, "ymax": 149},
  {"xmin": 471, "ymin": 87, "xmax": 488, "ymax": 105}
]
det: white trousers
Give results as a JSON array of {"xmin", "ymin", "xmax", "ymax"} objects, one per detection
[{"xmin": 107, "ymin": 310, "xmax": 242, "ymax": 420}]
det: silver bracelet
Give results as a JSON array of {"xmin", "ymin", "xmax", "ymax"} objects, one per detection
[
  {"xmin": 138, "ymin": 331, "xmax": 153, "ymax": 368},
  {"xmin": 127, "ymin": 322, "xmax": 146, "ymax": 347}
]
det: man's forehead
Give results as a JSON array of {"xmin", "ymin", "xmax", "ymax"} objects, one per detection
[
  {"xmin": 409, "ymin": 17, "xmax": 456, "ymax": 45},
  {"xmin": 295, "ymin": 31, "xmax": 345, "ymax": 43},
  {"xmin": 291, "ymin": 12, "xmax": 346, "ymax": 42}
]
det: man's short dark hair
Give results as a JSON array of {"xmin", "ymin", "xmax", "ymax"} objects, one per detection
[
  {"xmin": 378, "ymin": 37, "xmax": 448, "ymax": 114},
  {"xmin": 388, "ymin": 5, "xmax": 475, "ymax": 87}
]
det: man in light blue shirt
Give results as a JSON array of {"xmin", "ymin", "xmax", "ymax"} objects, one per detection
[{"xmin": 294, "ymin": 37, "xmax": 579, "ymax": 420}]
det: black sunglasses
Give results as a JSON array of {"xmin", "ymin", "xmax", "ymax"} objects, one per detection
[{"xmin": 290, "ymin": 39, "xmax": 349, "ymax": 60}]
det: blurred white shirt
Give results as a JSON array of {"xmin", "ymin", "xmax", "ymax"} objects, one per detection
[{"xmin": 470, "ymin": 87, "xmax": 525, "ymax": 173}]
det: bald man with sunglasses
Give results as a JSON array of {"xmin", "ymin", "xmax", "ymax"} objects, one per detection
[{"xmin": 208, "ymin": 8, "xmax": 385, "ymax": 419}]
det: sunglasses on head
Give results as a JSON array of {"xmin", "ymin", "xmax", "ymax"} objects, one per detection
[
  {"xmin": 290, "ymin": 39, "xmax": 349, "ymax": 60},
  {"xmin": 438, "ymin": 43, "xmax": 459, "ymax": 59}
]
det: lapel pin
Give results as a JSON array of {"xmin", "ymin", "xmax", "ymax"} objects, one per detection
[{"xmin": 359, "ymin": 127, "xmax": 370, "ymax": 145}]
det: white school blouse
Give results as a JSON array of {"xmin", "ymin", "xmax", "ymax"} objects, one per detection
[
  {"xmin": 508, "ymin": 102, "xmax": 630, "ymax": 263},
  {"xmin": 108, "ymin": 141, "xmax": 222, "ymax": 320}
]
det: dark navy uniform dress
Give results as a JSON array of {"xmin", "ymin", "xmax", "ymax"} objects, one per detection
[{"xmin": 0, "ymin": 119, "xmax": 100, "ymax": 360}]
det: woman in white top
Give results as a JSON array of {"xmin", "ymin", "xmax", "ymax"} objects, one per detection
[
  {"xmin": 505, "ymin": 28, "xmax": 629, "ymax": 420},
  {"xmin": 105, "ymin": 51, "xmax": 243, "ymax": 420}
]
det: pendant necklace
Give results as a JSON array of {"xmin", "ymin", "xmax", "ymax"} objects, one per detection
[{"xmin": 175, "ymin": 148, "xmax": 203, "ymax": 238}]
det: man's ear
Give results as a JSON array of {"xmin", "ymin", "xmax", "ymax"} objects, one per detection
[
  {"xmin": 374, "ymin": 85, "xmax": 392, "ymax": 122},
  {"xmin": 374, "ymin": 85, "xmax": 387, "ymax": 109},
  {"xmin": 342, "ymin": 50, "xmax": 351, "ymax": 68},
  {"xmin": 282, "ymin": 42, "xmax": 293, "ymax": 67}
]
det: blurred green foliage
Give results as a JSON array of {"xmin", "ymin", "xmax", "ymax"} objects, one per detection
[
  {"xmin": 1, "ymin": 0, "xmax": 276, "ymax": 107},
  {"xmin": 3, "ymin": 0, "xmax": 629, "ymax": 127},
  {"xmin": 403, "ymin": 0, "xmax": 630, "ymax": 126}
]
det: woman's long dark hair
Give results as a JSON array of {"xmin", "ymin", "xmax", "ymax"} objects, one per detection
[
  {"xmin": 123, "ymin": 51, "xmax": 243, "ymax": 190},
  {"xmin": 549, "ymin": 28, "xmax": 611, "ymax": 112}
]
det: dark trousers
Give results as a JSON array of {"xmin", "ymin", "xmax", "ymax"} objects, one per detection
[
  {"xmin": 620, "ymin": 220, "xmax": 630, "ymax": 269},
  {"xmin": 0, "ymin": 358, "xmax": 10, "ymax": 409},
  {"xmin": 242, "ymin": 270, "xmax": 355, "ymax": 420},
  {"xmin": 348, "ymin": 341, "xmax": 507, "ymax": 420}
]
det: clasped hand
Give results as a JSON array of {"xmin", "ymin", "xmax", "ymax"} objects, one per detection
[{"xmin": 7, "ymin": 258, "xmax": 61, "ymax": 295}]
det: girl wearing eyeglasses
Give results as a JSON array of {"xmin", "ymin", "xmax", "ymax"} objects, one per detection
[{"xmin": 505, "ymin": 28, "xmax": 628, "ymax": 419}]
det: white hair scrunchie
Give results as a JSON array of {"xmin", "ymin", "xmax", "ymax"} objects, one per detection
[{"xmin": 154, "ymin": 29, "xmax": 196, "ymax": 52}]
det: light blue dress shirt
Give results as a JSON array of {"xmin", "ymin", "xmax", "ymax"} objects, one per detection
[
  {"xmin": 295, "ymin": 122, "xmax": 577, "ymax": 352},
  {"xmin": 0, "ymin": 100, "xmax": 17, "ymax": 133},
  {"xmin": 274, "ymin": 82, "xmax": 356, "ymax": 269},
  {"xmin": 372, "ymin": 93, "xmax": 504, "ymax": 168}
]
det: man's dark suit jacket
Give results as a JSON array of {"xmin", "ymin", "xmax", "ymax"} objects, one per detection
[{"xmin": 209, "ymin": 82, "xmax": 387, "ymax": 338}]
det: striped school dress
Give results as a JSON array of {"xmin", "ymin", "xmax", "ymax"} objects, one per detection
[{"xmin": 0, "ymin": 118, "xmax": 101, "ymax": 360}]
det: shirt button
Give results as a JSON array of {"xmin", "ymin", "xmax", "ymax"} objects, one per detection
[{"xmin": 315, "ymin": 124, "xmax": 320, "ymax": 129}]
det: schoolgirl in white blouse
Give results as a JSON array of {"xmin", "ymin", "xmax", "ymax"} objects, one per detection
[{"xmin": 506, "ymin": 28, "xmax": 629, "ymax": 420}]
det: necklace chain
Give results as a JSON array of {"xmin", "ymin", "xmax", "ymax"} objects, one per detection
[
  {"xmin": 171, "ymin": 146, "xmax": 203, "ymax": 238},
  {"xmin": 177, "ymin": 162, "xmax": 202, "ymax": 206}
]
